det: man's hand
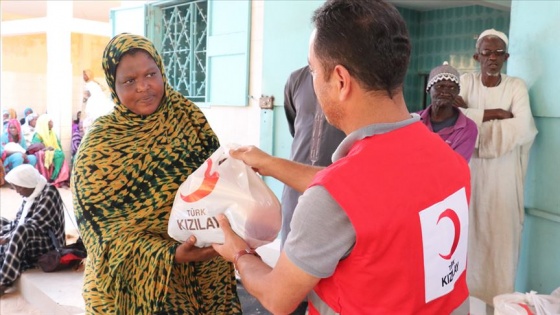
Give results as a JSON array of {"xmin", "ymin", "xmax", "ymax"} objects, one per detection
[
  {"xmin": 212, "ymin": 214, "xmax": 251, "ymax": 263},
  {"xmin": 483, "ymin": 109, "xmax": 514, "ymax": 122},
  {"xmin": 174, "ymin": 235, "xmax": 218, "ymax": 263},
  {"xmin": 229, "ymin": 145, "xmax": 276, "ymax": 177},
  {"xmin": 453, "ymin": 95, "xmax": 468, "ymax": 109}
]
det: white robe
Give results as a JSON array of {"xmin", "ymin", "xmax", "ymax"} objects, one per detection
[{"xmin": 459, "ymin": 73, "xmax": 538, "ymax": 305}]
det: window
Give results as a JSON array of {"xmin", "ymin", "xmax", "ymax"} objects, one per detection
[
  {"xmin": 146, "ymin": 0, "xmax": 251, "ymax": 106},
  {"xmin": 158, "ymin": 1, "xmax": 207, "ymax": 102}
]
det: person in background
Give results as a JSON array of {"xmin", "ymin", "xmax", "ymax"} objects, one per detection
[
  {"xmin": 82, "ymin": 70, "xmax": 114, "ymax": 134},
  {"xmin": 2, "ymin": 109, "xmax": 8, "ymax": 133},
  {"xmin": 2, "ymin": 108, "xmax": 17, "ymax": 133},
  {"xmin": 282, "ymin": 65, "xmax": 346, "ymax": 315},
  {"xmin": 72, "ymin": 111, "xmax": 81, "ymax": 134},
  {"xmin": 454, "ymin": 28, "xmax": 538, "ymax": 305},
  {"xmin": 71, "ymin": 120, "xmax": 83, "ymax": 161},
  {"xmin": 418, "ymin": 62, "xmax": 477, "ymax": 161},
  {"xmin": 282, "ymin": 65, "xmax": 345, "ymax": 246},
  {"xmin": 21, "ymin": 112, "xmax": 38, "ymax": 147},
  {"xmin": 213, "ymin": 0, "xmax": 471, "ymax": 314},
  {"xmin": 1, "ymin": 119, "xmax": 37, "ymax": 174},
  {"xmin": 0, "ymin": 164, "xmax": 65, "ymax": 296},
  {"xmin": 19, "ymin": 107, "xmax": 33, "ymax": 125},
  {"xmin": 31, "ymin": 114, "xmax": 69, "ymax": 187},
  {"xmin": 72, "ymin": 33, "xmax": 241, "ymax": 314}
]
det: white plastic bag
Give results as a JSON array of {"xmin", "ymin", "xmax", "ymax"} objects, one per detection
[
  {"xmin": 3, "ymin": 142, "xmax": 26, "ymax": 154},
  {"xmin": 494, "ymin": 287, "xmax": 560, "ymax": 315},
  {"xmin": 168, "ymin": 144, "xmax": 282, "ymax": 248}
]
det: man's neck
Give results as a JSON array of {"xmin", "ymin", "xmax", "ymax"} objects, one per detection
[
  {"xmin": 481, "ymin": 73, "xmax": 502, "ymax": 87},
  {"xmin": 342, "ymin": 91, "xmax": 411, "ymax": 134}
]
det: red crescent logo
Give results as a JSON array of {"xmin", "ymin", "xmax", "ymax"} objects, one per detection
[
  {"xmin": 436, "ymin": 208, "xmax": 461, "ymax": 260},
  {"xmin": 179, "ymin": 159, "xmax": 219, "ymax": 202}
]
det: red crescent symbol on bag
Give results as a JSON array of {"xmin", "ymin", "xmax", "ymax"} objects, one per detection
[
  {"xmin": 180, "ymin": 159, "xmax": 219, "ymax": 202},
  {"xmin": 437, "ymin": 208, "xmax": 461, "ymax": 260}
]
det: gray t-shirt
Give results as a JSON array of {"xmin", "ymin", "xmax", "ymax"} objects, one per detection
[{"xmin": 284, "ymin": 114, "xmax": 420, "ymax": 278}]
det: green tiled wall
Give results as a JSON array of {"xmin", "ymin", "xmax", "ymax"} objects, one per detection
[{"xmin": 397, "ymin": 6, "xmax": 510, "ymax": 112}]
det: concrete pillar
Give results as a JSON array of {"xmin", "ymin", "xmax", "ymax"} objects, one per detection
[{"xmin": 46, "ymin": 1, "xmax": 73, "ymax": 164}]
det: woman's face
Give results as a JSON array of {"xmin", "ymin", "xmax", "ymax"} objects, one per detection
[
  {"xmin": 12, "ymin": 184, "xmax": 34, "ymax": 197},
  {"xmin": 115, "ymin": 50, "xmax": 164, "ymax": 116},
  {"xmin": 48, "ymin": 120, "xmax": 53, "ymax": 130},
  {"xmin": 8, "ymin": 124, "xmax": 18, "ymax": 137}
]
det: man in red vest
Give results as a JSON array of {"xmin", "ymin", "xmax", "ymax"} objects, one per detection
[{"xmin": 213, "ymin": 0, "xmax": 471, "ymax": 313}]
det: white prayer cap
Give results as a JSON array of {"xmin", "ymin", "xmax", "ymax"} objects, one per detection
[
  {"xmin": 476, "ymin": 28, "xmax": 508, "ymax": 49},
  {"xmin": 5, "ymin": 164, "xmax": 47, "ymax": 188}
]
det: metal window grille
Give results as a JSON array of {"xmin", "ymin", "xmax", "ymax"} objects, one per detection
[{"xmin": 160, "ymin": 0, "xmax": 207, "ymax": 102}]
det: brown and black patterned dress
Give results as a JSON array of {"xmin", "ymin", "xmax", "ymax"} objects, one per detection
[{"xmin": 72, "ymin": 33, "xmax": 241, "ymax": 315}]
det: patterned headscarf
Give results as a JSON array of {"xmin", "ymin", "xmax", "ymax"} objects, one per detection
[
  {"xmin": 72, "ymin": 34, "xmax": 236, "ymax": 314},
  {"xmin": 102, "ymin": 33, "xmax": 170, "ymax": 117}
]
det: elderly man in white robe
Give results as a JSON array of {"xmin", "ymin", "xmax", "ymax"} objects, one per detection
[
  {"xmin": 454, "ymin": 28, "xmax": 538, "ymax": 305},
  {"xmin": 0, "ymin": 164, "xmax": 65, "ymax": 296}
]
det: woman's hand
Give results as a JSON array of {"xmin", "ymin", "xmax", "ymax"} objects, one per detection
[{"xmin": 174, "ymin": 235, "xmax": 218, "ymax": 263}]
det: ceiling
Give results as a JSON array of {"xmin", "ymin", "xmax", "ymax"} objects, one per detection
[
  {"xmin": 1, "ymin": 0, "xmax": 122, "ymax": 22},
  {"xmin": 0, "ymin": 0, "xmax": 511, "ymax": 23},
  {"xmin": 387, "ymin": 0, "xmax": 511, "ymax": 11}
]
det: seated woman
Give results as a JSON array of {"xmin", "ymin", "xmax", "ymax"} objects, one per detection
[
  {"xmin": 31, "ymin": 114, "xmax": 69, "ymax": 186},
  {"xmin": 22, "ymin": 112, "xmax": 38, "ymax": 147},
  {"xmin": 1, "ymin": 119, "xmax": 37, "ymax": 174},
  {"xmin": 71, "ymin": 120, "xmax": 84, "ymax": 163},
  {"xmin": 418, "ymin": 62, "xmax": 478, "ymax": 161},
  {"xmin": 0, "ymin": 164, "xmax": 65, "ymax": 296}
]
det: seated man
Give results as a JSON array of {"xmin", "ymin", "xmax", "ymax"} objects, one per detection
[
  {"xmin": 418, "ymin": 62, "xmax": 478, "ymax": 161},
  {"xmin": 0, "ymin": 164, "xmax": 65, "ymax": 296}
]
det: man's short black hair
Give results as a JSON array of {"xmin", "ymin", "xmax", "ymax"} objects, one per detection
[{"xmin": 312, "ymin": 0, "xmax": 411, "ymax": 98}]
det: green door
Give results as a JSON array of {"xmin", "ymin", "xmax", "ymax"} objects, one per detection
[{"xmin": 260, "ymin": 0, "xmax": 324, "ymax": 197}]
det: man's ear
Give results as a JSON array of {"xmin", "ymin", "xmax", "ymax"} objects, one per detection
[
  {"xmin": 333, "ymin": 65, "xmax": 352, "ymax": 101},
  {"xmin": 504, "ymin": 53, "xmax": 510, "ymax": 62},
  {"xmin": 473, "ymin": 53, "xmax": 479, "ymax": 62}
]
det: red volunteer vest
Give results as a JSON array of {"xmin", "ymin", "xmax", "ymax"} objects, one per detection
[{"xmin": 309, "ymin": 122, "xmax": 470, "ymax": 314}]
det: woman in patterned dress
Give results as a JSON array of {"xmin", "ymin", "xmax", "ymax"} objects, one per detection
[{"xmin": 72, "ymin": 33, "xmax": 241, "ymax": 314}]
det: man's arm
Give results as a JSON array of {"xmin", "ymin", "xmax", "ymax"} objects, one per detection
[
  {"xmin": 229, "ymin": 145, "xmax": 323, "ymax": 193},
  {"xmin": 212, "ymin": 214, "xmax": 319, "ymax": 314},
  {"xmin": 454, "ymin": 96, "xmax": 513, "ymax": 122}
]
